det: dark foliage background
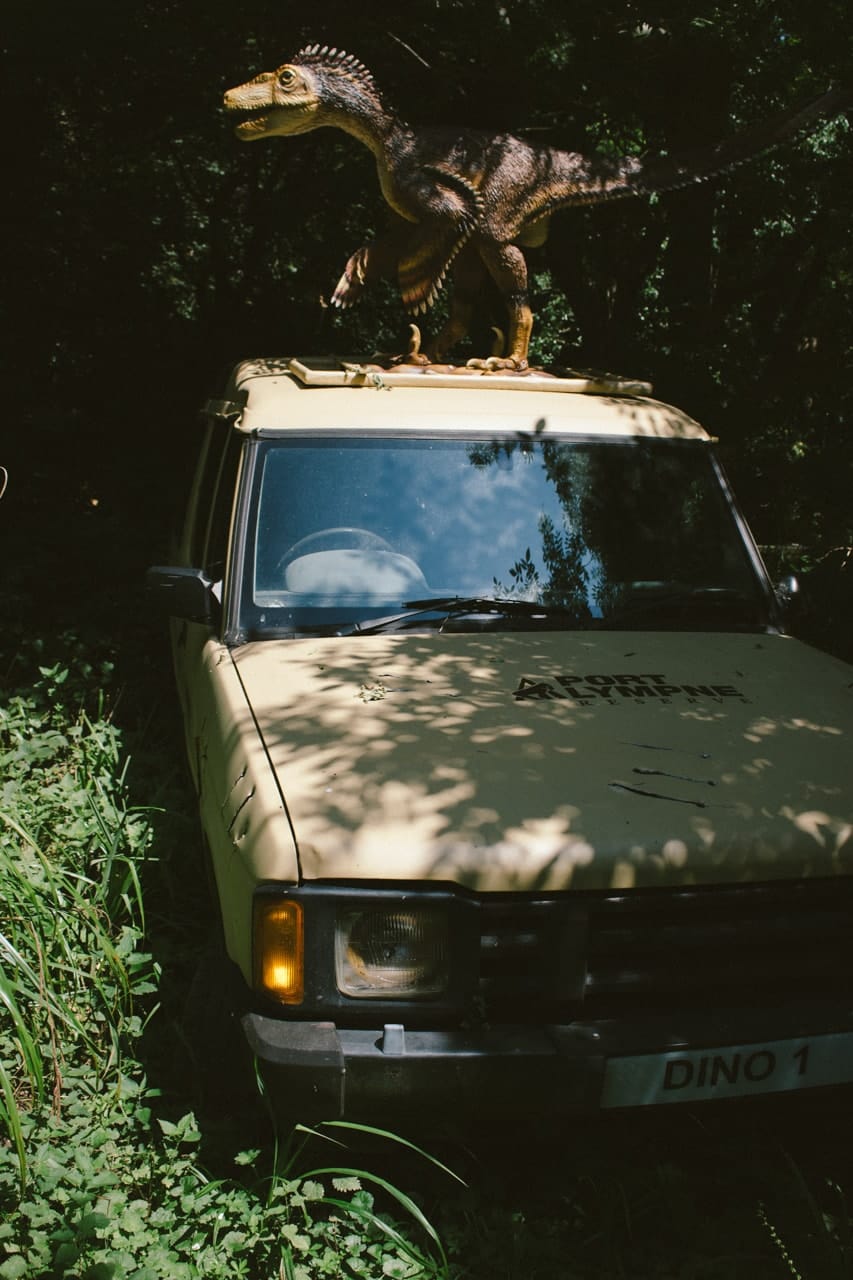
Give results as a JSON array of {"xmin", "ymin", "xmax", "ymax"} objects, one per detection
[{"xmin": 2, "ymin": 0, "xmax": 852, "ymax": 646}]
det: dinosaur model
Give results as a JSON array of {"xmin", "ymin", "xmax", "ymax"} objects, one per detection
[{"xmin": 224, "ymin": 46, "xmax": 847, "ymax": 369}]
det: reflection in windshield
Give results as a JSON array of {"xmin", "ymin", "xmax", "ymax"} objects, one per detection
[{"xmin": 242, "ymin": 435, "xmax": 769, "ymax": 634}]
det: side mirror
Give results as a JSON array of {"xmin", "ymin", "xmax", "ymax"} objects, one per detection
[
  {"xmin": 773, "ymin": 573, "xmax": 801, "ymax": 624},
  {"xmin": 146, "ymin": 566, "xmax": 218, "ymax": 623},
  {"xmin": 774, "ymin": 573, "xmax": 800, "ymax": 612}
]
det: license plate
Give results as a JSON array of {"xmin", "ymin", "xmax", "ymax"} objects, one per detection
[{"xmin": 601, "ymin": 1032, "xmax": 853, "ymax": 1108}]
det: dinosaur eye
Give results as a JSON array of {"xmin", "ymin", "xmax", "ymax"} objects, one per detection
[{"xmin": 278, "ymin": 68, "xmax": 296, "ymax": 87}]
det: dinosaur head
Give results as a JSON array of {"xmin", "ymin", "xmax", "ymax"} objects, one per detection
[
  {"xmin": 224, "ymin": 45, "xmax": 385, "ymax": 142},
  {"xmin": 223, "ymin": 61, "xmax": 321, "ymax": 140}
]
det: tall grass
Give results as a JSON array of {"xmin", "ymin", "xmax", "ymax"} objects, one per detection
[
  {"xmin": 0, "ymin": 645, "xmax": 453, "ymax": 1278},
  {"xmin": 0, "ymin": 660, "xmax": 153, "ymax": 1188}
]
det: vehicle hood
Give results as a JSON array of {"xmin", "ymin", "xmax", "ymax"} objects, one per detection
[{"xmin": 233, "ymin": 631, "xmax": 853, "ymax": 890}]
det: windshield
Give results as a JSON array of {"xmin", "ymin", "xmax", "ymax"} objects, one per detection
[{"xmin": 237, "ymin": 435, "xmax": 771, "ymax": 636}]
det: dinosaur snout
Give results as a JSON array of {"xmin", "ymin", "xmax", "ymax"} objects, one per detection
[{"xmin": 223, "ymin": 80, "xmax": 277, "ymax": 140}]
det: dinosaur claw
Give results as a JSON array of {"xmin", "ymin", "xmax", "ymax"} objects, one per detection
[
  {"xmin": 466, "ymin": 355, "xmax": 530, "ymax": 373},
  {"xmin": 332, "ymin": 279, "xmax": 360, "ymax": 308},
  {"xmin": 400, "ymin": 323, "xmax": 431, "ymax": 365}
]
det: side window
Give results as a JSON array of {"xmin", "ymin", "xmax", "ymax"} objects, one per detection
[
  {"xmin": 184, "ymin": 423, "xmax": 218, "ymax": 567},
  {"xmin": 203, "ymin": 427, "xmax": 243, "ymax": 582},
  {"xmin": 182, "ymin": 418, "xmax": 243, "ymax": 574},
  {"xmin": 180, "ymin": 417, "xmax": 242, "ymax": 578}
]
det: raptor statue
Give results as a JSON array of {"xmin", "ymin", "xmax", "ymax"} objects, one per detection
[{"xmin": 224, "ymin": 46, "xmax": 847, "ymax": 369}]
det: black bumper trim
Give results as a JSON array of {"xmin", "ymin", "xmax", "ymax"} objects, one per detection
[{"xmin": 243, "ymin": 1001, "xmax": 853, "ymax": 1119}]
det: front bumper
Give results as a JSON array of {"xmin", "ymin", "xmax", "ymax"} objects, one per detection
[{"xmin": 242, "ymin": 999, "xmax": 853, "ymax": 1119}]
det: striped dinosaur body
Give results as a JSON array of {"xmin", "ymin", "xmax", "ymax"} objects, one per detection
[{"xmin": 225, "ymin": 46, "xmax": 847, "ymax": 369}]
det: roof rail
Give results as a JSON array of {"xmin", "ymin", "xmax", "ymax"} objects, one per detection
[{"xmin": 282, "ymin": 356, "xmax": 652, "ymax": 396}]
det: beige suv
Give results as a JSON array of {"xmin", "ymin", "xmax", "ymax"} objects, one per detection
[{"xmin": 149, "ymin": 356, "xmax": 853, "ymax": 1118}]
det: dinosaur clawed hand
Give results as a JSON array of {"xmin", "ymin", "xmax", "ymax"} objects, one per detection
[{"xmin": 330, "ymin": 246, "xmax": 370, "ymax": 309}]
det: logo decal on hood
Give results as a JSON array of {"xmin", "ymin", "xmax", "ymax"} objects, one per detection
[{"xmin": 513, "ymin": 672, "xmax": 749, "ymax": 705}]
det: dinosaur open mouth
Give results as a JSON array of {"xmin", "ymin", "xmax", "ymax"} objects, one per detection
[{"xmin": 231, "ymin": 108, "xmax": 271, "ymax": 139}]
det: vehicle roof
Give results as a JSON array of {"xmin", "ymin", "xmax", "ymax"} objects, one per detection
[{"xmin": 221, "ymin": 357, "xmax": 713, "ymax": 441}]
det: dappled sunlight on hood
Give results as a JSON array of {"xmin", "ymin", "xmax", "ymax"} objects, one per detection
[{"xmin": 232, "ymin": 630, "xmax": 853, "ymax": 890}]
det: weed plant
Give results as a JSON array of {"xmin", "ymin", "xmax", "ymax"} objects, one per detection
[{"xmin": 0, "ymin": 640, "xmax": 449, "ymax": 1279}]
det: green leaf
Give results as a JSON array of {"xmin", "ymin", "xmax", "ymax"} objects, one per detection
[
  {"xmin": 332, "ymin": 1176, "xmax": 362, "ymax": 1192},
  {"xmin": 0, "ymin": 1258, "xmax": 30, "ymax": 1280},
  {"xmin": 233, "ymin": 1149, "xmax": 261, "ymax": 1167}
]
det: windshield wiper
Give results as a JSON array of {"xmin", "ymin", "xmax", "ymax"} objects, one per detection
[{"xmin": 340, "ymin": 596, "xmax": 586, "ymax": 636}]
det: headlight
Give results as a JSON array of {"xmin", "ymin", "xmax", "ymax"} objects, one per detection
[
  {"xmin": 335, "ymin": 906, "xmax": 449, "ymax": 998},
  {"xmin": 253, "ymin": 897, "xmax": 304, "ymax": 1003}
]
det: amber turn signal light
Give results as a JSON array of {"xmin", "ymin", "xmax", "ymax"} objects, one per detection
[{"xmin": 253, "ymin": 897, "xmax": 304, "ymax": 1003}]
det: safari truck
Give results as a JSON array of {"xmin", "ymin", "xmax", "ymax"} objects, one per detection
[{"xmin": 148, "ymin": 356, "xmax": 853, "ymax": 1118}]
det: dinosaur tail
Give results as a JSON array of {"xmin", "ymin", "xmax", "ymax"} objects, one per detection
[{"xmin": 554, "ymin": 84, "xmax": 850, "ymax": 209}]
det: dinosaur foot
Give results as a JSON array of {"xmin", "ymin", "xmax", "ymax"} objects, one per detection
[
  {"xmin": 384, "ymin": 323, "xmax": 433, "ymax": 367},
  {"xmin": 384, "ymin": 324, "xmax": 482, "ymax": 373},
  {"xmin": 465, "ymin": 355, "xmax": 530, "ymax": 373},
  {"xmin": 370, "ymin": 327, "xmax": 536, "ymax": 375}
]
